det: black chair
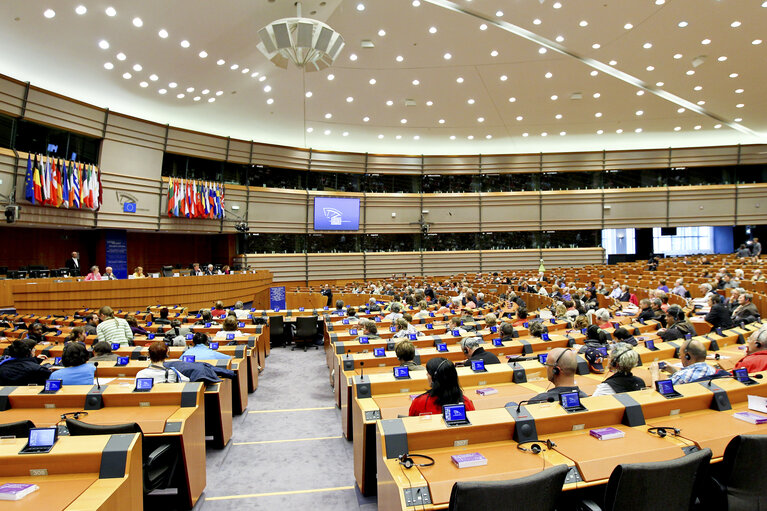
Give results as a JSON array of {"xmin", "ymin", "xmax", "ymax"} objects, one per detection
[
  {"xmin": 704, "ymin": 435, "xmax": 767, "ymax": 511},
  {"xmin": 270, "ymin": 315, "xmax": 286, "ymax": 347},
  {"xmin": 448, "ymin": 464, "xmax": 567, "ymax": 511},
  {"xmin": 66, "ymin": 419, "xmax": 177, "ymax": 494},
  {"xmin": 0, "ymin": 420, "xmax": 35, "ymax": 438},
  {"xmin": 578, "ymin": 448, "xmax": 712, "ymax": 511},
  {"xmin": 292, "ymin": 316, "xmax": 319, "ymax": 351}
]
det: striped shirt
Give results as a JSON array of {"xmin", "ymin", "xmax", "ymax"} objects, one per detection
[
  {"xmin": 670, "ymin": 362, "xmax": 716, "ymax": 385},
  {"xmin": 96, "ymin": 317, "xmax": 133, "ymax": 345}
]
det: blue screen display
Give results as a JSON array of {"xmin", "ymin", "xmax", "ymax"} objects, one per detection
[
  {"xmin": 452, "ymin": 329, "xmax": 461, "ymax": 336},
  {"xmin": 490, "ymin": 326, "xmax": 497, "ymax": 333},
  {"xmin": 734, "ymin": 368, "xmax": 749, "ymax": 382},
  {"xmin": 409, "ymin": 333, "xmax": 417, "ymax": 340},
  {"xmin": 44, "ymin": 379, "xmax": 62, "ymax": 392},
  {"xmin": 181, "ymin": 355, "xmax": 196, "ymax": 363},
  {"xmin": 645, "ymin": 339, "xmax": 656, "ymax": 350},
  {"xmin": 443, "ymin": 404, "xmax": 467, "ymax": 422},
  {"xmin": 29, "ymin": 427, "xmax": 56, "ymax": 447},
  {"xmin": 393, "ymin": 366, "xmax": 409, "ymax": 378},
  {"xmin": 210, "ymin": 342, "xmax": 219, "ymax": 350},
  {"xmin": 538, "ymin": 353, "xmax": 548, "ymax": 364},
  {"xmin": 493, "ymin": 338, "xmax": 503, "ymax": 346},
  {"xmin": 426, "ymin": 323, "xmax": 434, "ymax": 329},
  {"xmin": 656, "ymin": 379, "xmax": 675, "ymax": 395},
  {"xmin": 147, "ymin": 333, "xmax": 155, "ymax": 340},
  {"xmin": 54, "ymin": 357, "xmax": 62, "ymax": 365},
  {"xmin": 343, "ymin": 319, "xmax": 350, "ymax": 325},
  {"xmin": 542, "ymin": 333, "xmax": 550, "ymax": 341},
  {"xmin": 374, "ymin": 348, "xmax": 385, "ymax": 357},
  {"xmin": 359, "ymin": 336, "xmax": 369, "ymax": 344},
  {"xmin": 111, "ymin": 343, "xmax": 120, "ymax": 350},
  {"xmin": 116, "ymin": 356, "xmax": 129, "ymax": 366},
  {"xmin": 390, "ymin": 326, "xmax": 397, "ymax": 332},
  {"xmin": 186, "ymin": 334, "xmax": 194, "ymax": 340},
  {"xmin": 471, "ymin": 360, "xmax": 485, "ymax": 371},
  {"xmin": 597, "ymin": 347, "xmax": 608, "ymax": 357},
  {"xmin": 136, "ymin": 378, "xmax": 154, "ymax": 390},
  {"xmin": 436, "ymin": 343, "xmax": 448, "ymax": 352},
  {"xmin": 226, "ymin": 334, "xmax": 235, "ymax": 340},
  {"xmin": 560, "ymin": 392, "xmax": 581, "ymax": 408},
  {"xmin": 349, "ymin": 328, "xmax": 358, "ymax": 335},
  {"xmin": 313, "ymin": 197, "xmax": 360, "ymax": 231}
]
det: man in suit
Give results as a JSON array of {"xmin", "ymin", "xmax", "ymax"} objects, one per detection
[
  {"xmin": 205, "ymin": 264, "xmax": 215, "ymax": 275},
  {"xmin": 103, "ymin": 266, "xmax": 118, "ymax": 280},
  {"xmin": 65, "ymin": 251, "xmax": 81, "ymax": 276},
  {"xmin": 192, "ymin": 263, "xmax": 204, "ymax": 276},
  {"xmin": 320, "ymin": 284, "xmax": 333, "ymax": 308}
]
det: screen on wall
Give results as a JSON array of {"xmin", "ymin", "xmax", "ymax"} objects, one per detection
[{"xmin": 313, "ymin": 197, "xmax": 360, "ymax": 231}]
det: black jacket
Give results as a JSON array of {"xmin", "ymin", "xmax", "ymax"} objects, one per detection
[
  {"xmin": 603, "ymin": 372, "xmax": 645, "ymax": 393},
  {"xmin": 468, "ymin": 347, "xmax": 500, "ymax": 365},
  {"xmin": 705, "ymin": 303, "xmax": 734, "ymax": 330},
  {"xmin": 637, "ymin": 308, "xmax": 656, "ymax": 322},
  {"xmin": 659, "ymin": 321, "xmax": 695, "ymax": 342},
  {"xmin": 0, "ymin": 357, "xmax": 52, "ymax": 386}
]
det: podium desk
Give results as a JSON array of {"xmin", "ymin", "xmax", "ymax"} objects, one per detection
[{"xmin": 0, "ymin": 434, "xmax": 142, "ymax": 511}]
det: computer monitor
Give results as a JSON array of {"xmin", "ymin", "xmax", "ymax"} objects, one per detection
[{"xmin": 161, "ymin": 266, "xmax": 174, "ymax": 277}]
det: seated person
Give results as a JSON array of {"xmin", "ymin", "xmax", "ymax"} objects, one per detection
[
  {"xmin": 637, "ymin": 299, "xmax": 656, "ymax": 323},
  {"xmin": 412, "ymin": 301, "xmax": 430, "ymax": 320},
  {"xmin": 512, "ymin": 308, "xmax": 529, "ymax": 327},
  {"xmin": 434, "ymin": 297, "xmax": 450, "ymax": 315},
  {"xmin": 65, "ymin": 327, "xmax": 87, "ymax": 345},
  {"xmin": 448, "ymin": 316, "xmax": 468, "ymax": 336},
  {"xmin": 612, "ymin": 327, "xmax": 638, "ymax": 346},
  {"xmin": 618, "ymin": 285, "xmax": 631, "ymax": 303},
  {"xmin": 83, "ymin": 313, "xmax": 99, "ymax": 335},
  {"xmin": 409, "ymin": 358, "xmax": 475, "ymax": 416},
  {"xmin": 592, "ymin": 343, "xmax": 645, "ymax": 396},
  {"xmin": 165, "ymin": 319, "xmax": 193, "ymax": 346},
  {"xmin": 89, "ymin": 341, "xmax": 118, "ymax": 363},
  {"xmin": 499, "ymin": 321, "xmax": 517, "ymax": 342},
  {"xmin": 136, "ymin": 341, "xmax": 190, "ymax": 384},
  {"xmin": 184, "ymin": 332, "xmax": 232, "ymax": 360},
  {"xmin": 658, "ymin": 305, "xmax": 695, "ymax": 342},
  {"xmin": 194, "ymin": 309, "xmax": 214, "ymax": 325},
  {"xmin": 582, "ymin": 324, "xmax": 610, "ymax": 347},
  {"xmin": 192, "ymin": 263, "xmax": 204, "ymax": 276},
  {"xmin": 383, "ymin": 302, "xmax": 403, "ymax": 322},
  {"xmin": 125, "ymin": 314, "xmax": 148, "ymax": 336},
  {"xmin": 652, "ymin": 339, "xmax": 715, "ymax": 384},
  {"xmin": 155, "ymin": 307, "xmax": 172, "ymax": 325},
  {"xmin": 51, "ymin": 342, "xmax": 96, "ymax": 385},
  {"xmin": 85, "ymin": 265, "xmax": 102, "ymax": 281},
  {"xmin": 484, "ymin": 313, "xmax": 498, "ymax": 329},
  {"xmin": 529, "ymin": 321, "xmax": 546, "ymax": 339},
  {"xmin": 334, "ymin": 300, "xmax": 345, "ymax": 314},
  {"xmin": 103, "ymin": 266, "xmax": 117, "ymax": 280},
  {"xmin": 595, "ymin": 308, "xmax": 613, "ymax": 329},
  {"xmin": 460, "ymin": 336, "xmax": 501, "ymax": 365},
  {"xmin": 0, "ymin": 339, "xmax": 52, "ymax": 385},
  {"xmin": 344, "ymin": 307, "xmax": 360, "ymax": 324},
  {"xmin": 508, "ymin": 348, "xmax": 587, "ymax": 406},
  {"xmin": 214, "ymin": 316, "xmax": 243, "ymax": 340},
  {"xmin": 367, "ymin": 298, "xmax": 381, "ymax": 313},
  {"xmin": 704, "ymin": 293, "xmax": 734, "ymax": 331},
  {"xmin": 731, "ymin": 293, "xmax": 760, "ymax": 325},
  {"xmin": 25, "ymin": 322, "xmax": 46, "ymax": 343},
  {"xmin": 734, "ymin": 327, "xmax": 767, "ymax": 373},
  {"xmin": 392, "ymin": 317, "xmax": 411, "ymax": 339},
  {"xmin": 395, "ymin": 340, "xmax": 424, "ymax": 371},
  {"xmin": 132, "ymin": 266, "xmax": 146, "ymax": 278},
  {"xmin": 211, "ymin": 300, "xmax": 226, "ymax": 315},
  {"xmin": 355, "ymin": 319, "xmax": 381, "ymax": 341},
  {"xmin": 233, "ymin": 301, "xmax": 250, "ymax": 320}
]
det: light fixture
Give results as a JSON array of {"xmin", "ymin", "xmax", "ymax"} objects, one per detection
[
  {"xmin": 132, "ymin": 17, "xmax": 143, "ymax": 28},
  {"xmin": 75, "ymin": 5, "xmax": 87, "ymax": 15},
  {"xmin": 99, "ymin": 40, "xmax": 110, "ymax": 50},
  {"xmin": 158, "ymin": 29, "xmax": 168, "ymax": 38},
  {"xmin": 257, "ymin": 2, "xmax": 345, "ymax": 72},
  {"xmin": 43, "ymin": 8, "xmax": 56, "ymax": 18},
  {"xmin": 105, "ymin": 6, "xmax": 116, "ymax": 16}
]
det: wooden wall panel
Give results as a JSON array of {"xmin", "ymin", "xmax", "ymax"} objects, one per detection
[
  {"xmin": 367, "ymin": 155, "xmax": 422, "ymax": 175},
  {"xmin": 104, "ymin": 113, "xmax": 166, "ymax": 152},
  {"xmin": 237, "ymin": 254, "xmax": 306, "ymax": 281},
  {"xmin": 482, "ymin": 249, "xmax": 541, "ymax": 272},
  {"xmin": 228, "ymin": 139, "xmax": 251, "ymax": 164},
  {"xmin": 365, "ymin": 251, "xmax": 422, "ymax": 279},
  {"xmin": 736, "ymin": 184, "xmax": 767, "ymax": 225},
  {"xmin": 0, "ymin": 77, "xmax": 25, "ymax": 117},
  {"xmin": 166, "ymin": 128, "xmax": 228, "ymax": 161},
  {"xmin": 482, "ymin": 192, "xmax": 540, "ymax": 231},
  {"xmin": 423, "ymin": 251, "xmax": 480, "ymax": 275},
  {"xmin": 541, "ymin": 189, "xmax": 604, "ymax": 230},
  {"xmin": 668, "ymin": 186, "xmax": 736, "ymax": 226},
  {"xmin": 421, "ymin": 194, "xmax": 480, "ymax": 233},
  {"xmin": 364, "ymin": 194, "xmax": 421, "ymax": 234},
  {"xmin": 247, "ymin": 187, "xmax": 308, "ymax": 233},
  {"xmin": 307, "ymin": 253, "xmax": 365, "ymax": 281},
  {"xmin": 602, "ymin": 188, "xmax": 669, "ymax": 229},
  {"xmin": 24, "ymin": 89, "xmax": 104, "ymax": 138}
]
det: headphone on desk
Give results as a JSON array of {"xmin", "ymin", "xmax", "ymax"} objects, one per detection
[
  {"xmin": 517, "ymin": 439, "xmax": 557, "ymax": 454},
  {"xmin": 398, "ymin": 453, "xmax": 435, "ymax": 469},
  {"xmin": 647, "ymin": 426, "xmax": 681, "ymax": 438}
]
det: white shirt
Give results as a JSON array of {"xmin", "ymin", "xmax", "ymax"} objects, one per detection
[
  {"xmin": 136, "ymin": 365, "xmax": 190, "ymax": 385},
  {"xmin": 215, "ymin": 329, "xmax": 243, "ymax": 339}
]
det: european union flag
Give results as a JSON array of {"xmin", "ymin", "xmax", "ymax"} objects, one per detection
[{"xmin": 24, "ymin": 155, "xmax": 35, "ymax": 204}]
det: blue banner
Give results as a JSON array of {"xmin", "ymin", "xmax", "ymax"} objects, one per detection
[
  {"xmin": 105, "ymin": 230, "xmax": 128, "ymax": 279},
  {"xmin": 269, "ymin": 286, "xmax": 286, "ymax": 311}
]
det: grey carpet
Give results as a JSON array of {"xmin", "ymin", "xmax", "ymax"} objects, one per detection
[{"xmin": 196, "ymin": 345, "xmax": 371, "ymax": 510}]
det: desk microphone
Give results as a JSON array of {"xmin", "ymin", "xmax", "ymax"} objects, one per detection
[
  {"xmin": 94, "ymin": 361, "xmax": 100, "ymax": 390},
  {"xmin": 360, "ymin": 361, "xmax": 364, "ymax": 380},
  {"xmin": 347, "ymin": 349, "xmax": 352, "ymax": 358},
  {"xmin": 516, "ymin": 396, "xmax": 555, "ymax": 413}
]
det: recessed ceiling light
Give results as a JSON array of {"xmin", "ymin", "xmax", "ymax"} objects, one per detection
[
  {"xmin": 655, "ymin": 0, "xmax": 665, "ymax": 4},
  {"xmin": 701, "ymin": 38, "xmax": 711, "ymax": 45},
  {"xmin": 377, "ymin": 134, "xmax": 384, "ymax": 139},
  {"xmin": 490, "ymin": 50, "xmax": 499, "ymax": 57},
  {"xmin": 718, "ymin": 56, "xmax": 727, "ymax": 61},
  {"xmin": 215, "ymin": 90, "xmax": 224, "ymax": 96},
  {"xmin": 450, "ymin": 135, "xmax": 456, "ymax": 140},
  {"xmin": 541, "ymin": 132, "xmax": 547, "ymax": 137},
  {"xmin": 149, "ymin": 74, "xmax": 158, "ymax": 81},
  {"xmin": 429, "ymin": 26, "xmax": 437, "ymax": 34},
  {"xmin": 694, "ymin": 85, "xmax": 703, "ymax": 91},
  {"xmin": 496, "ymin": 10, "xmax": 504, "ymax": 17},
  {"xmin": 363, "ymin": 116, "xmax": 370, "ymax": 122},
  {"xmin": 193, "ymin": 96, "xmax": 201, "ymax": 101},
  {"xmin": 342, "ymin": 131, "xmax": 349, "ymax": 136},
  {"xmin": 592, "ymin": 43, "xmax": 601, "ymax": 49},
  {"xmin": 677, "ymin": 108, "xmax": 685, "ymax": 113},
  {"xmin": 597, "ymin": 130, "xmax": 604, "ymax": 134},
  {"xmin": 251, "ymin": 71, "xmax": 259, "ymax": 77},
  {"xmin": 386, "ymin": 100, "xmax": 393, "ymax": 106},
  {"xmin": 265, "ymin": 98, "xmax": 274, "ymax": 105},
  {"xmin": 132, "ymin": 17, "xmax": 143, "ymax": 27},
  {"xmin": 158, "ymin": 89, "xmax": 167, "ymax": 95},
  {"xmin": 508, "ymin": 97, "xmax": 516, "ymax": 102},
  {"xmin": 263, "ymin": 85, "xmax": 272, "ymax": 92},
  {"xmin": 635, "ymin": 128, "xmax": 643, "ymax": 133},
  {"xmin": 201, "ymin": 89, "xmax": 209, "ymax": 94},
  {"xmin": 555, "ymin": 114, "xmax": 562, "ymax": 119},
  {"xmin": 533, "ymin": 18, "xmax": 542, "ymax": 25},
  {"xmin": 636, "ymin": 90, "xmax": 645, "ymax": 96},
  {"xmin": 516, "ymin": 116, "xmax": 523, "ymax": 121},
  {"xmin": 43, "ymin": 8, "xmax": 56, "ymax": 18},
  {"xmin": 624, "ymin": 23, "xmax": 633, "ymax": 30},
  {"xmin": 217, "ymin": 59, "xmax": 225, "ymax": 65},
  {"xmin": 369, "ymin": 78, "xmax": 376, "ymax": 84},
  {"xmin": 559, "ymin": 131, "xmax": 566, "ymax": 136},
  {"xmin": 75, "ymin": 5, "xmax": 87, "ymax": 15},
  {"xmin": 199, "ymin": 51, "xmax": 207, "ymax": 58},
  {"xmin": 545, "ymin": 72, "xmax": 553, "ymax": 78},
  {"xmin": 186, "ymin": 87, "xmax": 194, "ymax": 93},
  {"xmin": 731, "ymin": 21, "xmax": 741, "ymax": 27},
  {"xmin": 439, "ymin": 119, "xmax": 445, "ymax": 124},
  {"xmin": 306, "ymin": 127, "xmax": 313, "ymax": 133},
  {"xmin": 477, "ymin": 117, "xmax": 485, "ymax": 122},
  {"xmin": 467, "ymin": 98, "xmax": 475, "ymax": 104},
  {"xmin": 686, "ymin": 70, "xmax": 695, "ymax": 75},
  {"xmin": 230, "ymin": 64, "xmax": 239, "ymax": 70},
  {"xmin": 346, "ymin": 96, "xmax": 354, "ymax": 102},
  {"xmin": 412, "ymin": 79, "xmax": 420, "ymax": 85},
  {"xmin": 616, "ymin": 129, "xmax": 623, "ymax": 134},
  {"xmin": 456, "ymin": 77, "xmax": 464, "ymax": 83},
  {"xmin": 122, "ymin": 72, "xmax": 132, "ymax": 79},
  {"xmin": 551, "ymin": 95, "xmax": 558, "ymax": 100},
  {"xmin": 678, "ymin": 21, "xmax": 688, "ymax": 28},
  {"xmin": 674, "ymin": 53, "xmax": 683, "ymax": 59},
  {"xmin": 697, "ymin": 100, "xmax": 705, "ymax": 105},
  {"xmin": 412, "ymin": 0, "xmax": 420, "ymax": 6},
  {"xmin": 636, "ymin": 110, "xmax": 643, "ymax": 116},
  {"xmin": 486, "ymin": 135, "xmax": 492, "ymax": 139},
  {"xmin": 443, "ymin": 52, "xmax": 452, "ymax": 60},
  {"xmin": 413, "ymin": 135, "xmax": 420, "ymax": 140},
  {"xmin": 98, "ymin": 40, "xmax": 110, "ymax": 50},
  {"xmin": 395, "ymin": 55, "xmax": 404, "ymax": 62},
  {"xmin": 643, "ymin": 42, "xmax": 653, "ymax": 49},
  {"xmin": 324, "ymin": 113, "xmax": 332, "ymax": 119},
  {"xmin": 656, "ymin": 81, "xmax": 664, "ymax": 86},
  {"xmin": 593, "ymin": 92, "xmax": 601, "ymax": 98},
  {"xmin": 714, "ymin": 124, "xmax": 722, "ymax": 129},
  {"xmin": 133, "ymin": 64, "xmax": 142, "ymax": 72},
  {"xmin": 646, "ymin": 65, "xmax": 655, "ymax": 71},
  {"xmin": 395, "ymin": 135, "xmax": 402, "ymax": 140},
  {"xmin": 327, "ymin": 74, "xmax": 335, "ymax": 80},
  {"xmin": 208, "ymin": 98, "xmax": 215, "ymax": 103},
  {"xmin": 500, "ymin": 75, "xmax": 508, "ymax": 81},
  {"xmin": 105, "ymin": 6, "xmax": 116, "ymax": 16},
  {"xmin": 735, "ymin": 117, "xmax": 742, "ymax": 122},
  {"xmin": 753, "ymin": 39, "xmax": 763, "ymax": 45},
  {"xmin": 539, "ymin": 47, "xmax": 547, "ymax": 54},
  {"xmin": 139, "ymin": 81, "xmax": 148, "ymax": 88},
  {"xmin": 736, "ymin": 103, "xmax": 745, "ymax": 108},
  {"xmin": 400, "ymin": 118, "xmax": 407, "ymax": 124},
  {"xmin": 104, "ymin": 62, "xmax": 114, "ymax": 70},
  {"xmin": 729, "ymin": 73, "xmax": 738, "ymax": 78},
  {"xmin": 579, "ymin": 20, "xmax": 588, "ymax": 27},
  {"xmin": 349, "ymin": 53, "xmax": 357, "ymax": 61},
  {"xmin": 553, "ymin": 2, "xmax": 562, "ymax": 8},
  {"xmin": 595, "ymin": 112, "xmax": 602, "ymax": 117},
  {"xmin": 356, "ymin": 3, "xmax": 365, "ymax": 11},
  {"xmin": 158, "ymin": 29, "xmax": 168, "ymax": 38},
  {"xmin": 590, "ymin": 70, "xmax": 598, "ymax": 76},
  {"xmin": 180, "ymin": 40, "xmax": 190, "ymax": 48},
  {"xmin": 176, "ymin": 93, "xmax": 184, "ymax": 99},
  {"xmin": 735, "ymin": 88, "xmax": 744, "ymax": 93},
  {"xmin": 479, "ymin": 23, "xmax": 488, "ymax": 31},
  {"xmin": 674, "ymin": 126, "xmax": 681, "ymax": 131},
  {"xmin": 522, "ymin": 133, "xmax": 529, "ymax": 137},
  {"xmin": 168, "ymin": 82, "xmax": 177, "ymax": 88},
  {"xmin": 116, "ymin": 52, "xmax": 126, "ymax": 61},
  {"xmin": 555, "ymin": 35, "xmax": 564, "ymax": 42},
  {"xmin": 468, "ymin": 135, "xmax": 475, "ymax": 140},
  {"xmin": 426, "ymin": 100, "xmax": 433, "ymax": 106},
  {"xmin": 694, "ymin": 125, "xmax": 701, "ymax": 130}
]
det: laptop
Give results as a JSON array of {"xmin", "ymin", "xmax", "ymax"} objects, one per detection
[
  {"xmin": 40, "ymin": 379, "xmax": 62, "ymax": 394},
  {"xmin": 19, "ymin": 427, "xmax": 58, "ymax": 454},
  {"xmin": 115, "ymin": 356, "xmax": 129, "ymax": 366},
  {"xmin": 559, "ymin": 391, "xmax": 587, "ymax": 413},
  {"xmin": 442, "ymin": 403, "xmax": 471, "ymax": 427},
  {"xmin": 436, "ymin": 343, "xmax": 448, "ymax": 352},
  {"xmin": 470, "ymin": 359, "xmax": 486, "ymax": 372},
  {"xmin": 393, "ymin": 366, "xmax": 410, "ymax": 379},
  {"xmin": 733, "ymin": 368, "xmax": 757, "ymax": 386},
  {"xmin": 645, "ymin": 339, "xmax": 659, "ymax": 351},
  {"xmin": 134, "ymin": 377, "xmax": 154, "ymax": 392},
  {"xmin": 655, "ymin": 379, "xmax": 682, "ymax": 399}
]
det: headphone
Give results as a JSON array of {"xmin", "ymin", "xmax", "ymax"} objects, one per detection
[
  {"xmin": 611, "ymin": 347, "xmax": 630, "ymax": 369},
  {"xmin": 551, "ymin": 349, "xmax": 569, "ymax": 376},
  {"xmin": 754, "ymin": 329, "xmax": 767, "ymax": 349},
  {"xmin": 683, "ymin": 340, "xmax": 692, "ymax": 361},
  {"xmin": 517, "ymin": 439, "xmax": 557, "ymax": 454},
  {"xmin": 398, "ymin": 453, "xmax": 435, "ymax": 469},
  {"xmin": 647, "ymin": 426, "xmax": 681, "ymax": 438},
  {"xmin": 60, "ymin": 411, "xmax": 88, "ymax": 421}
]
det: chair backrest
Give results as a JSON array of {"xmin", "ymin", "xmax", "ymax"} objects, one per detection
[
  {"xmin": 270, "ymin": 316, "xmax": 284, "ymax": 335},
  {"xmin": 720, "ymin": 435, "xmax": 767, "ymax": 509},
  {"xmin": 448, "ymin": 464, "xmax": 568, "ymax": 511},
  {"xmin": 66, "ymin": 418, "xmax": 143, "ymax": 436},
  {"xmin": 603, "ymin": 448, "xmax": 712, "ymax": 511},
  {"xmin": 0, "ymin": 420, "xmax": 35, "ymax": 438},
  {"xmin": 295, "ymin": 316, "xmax": 318, "ymax": 337}
]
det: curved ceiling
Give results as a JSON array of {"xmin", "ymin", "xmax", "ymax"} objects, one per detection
[{"xmin": 1, "ymin": 0, "xmax": 766, "ymax": 155}]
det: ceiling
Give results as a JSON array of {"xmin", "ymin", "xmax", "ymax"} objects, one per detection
[{"xmin": 1, "ymin": 0, "xmax": 766, "ymax": 155}]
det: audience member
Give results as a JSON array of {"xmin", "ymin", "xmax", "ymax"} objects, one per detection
[
  {"xmin": 516, "ymin": 348, "xmax": 587, "ymax": 404},
  {"xmin": 460, "ymin": 337, "xmax": 500, "ymax": 365},
  {"xmin": 734, "ymin": 327, "xmax": 767, "ymax": 373},
  {"xmin": 96, "ymin": 306, "xmax": 133, "ymax": 346},
  {"xmin": 592, "ymin": 343, "xmax": 645, "ymax": 396},
  {"xmin": 83, "ymin": 313, "xmax": 99, "ymax": 335},
  {"xmin": 89, "ymin": 341, "xmax": 118, "ymax": 363},
  {"xmin": 185, "ymin": 332, "xmax": 231, "ymax": 360},
  {"xmin": 136, "ymin": 342, "xmax": 190, "ymax": 384},
  {"xmin": 394, "ymin": 340, "xmax": 423, "ymax": 371},
  {"xmin": 0, "ymin": 339, "xmax": 52, "ymax": 385},
  {"xmin": 215, "ymin": 316, "xmax": 243, "ymax": 340},
  {"xmin": 409, "ymin": 358, "xmax": 475, "ymax": 416},
  {"xmin": 653, "ymin": 339, "xmax": 715, "ymax": 384},
  {"xmin": 125, "ymin": 314, "xmax": 148, "ymax": 336},
  {"xmin": 704, "ymin": 294, "xmax": 734, "ymax": 331},
  {"xmin": 51, "ymin": 342, "xmax": 95, "ymax": 385},
  {"xmin": 612, "ymin": 327, "xmax": 638, "ymax": 346}
]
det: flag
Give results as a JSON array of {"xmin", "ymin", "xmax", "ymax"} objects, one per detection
[
  {"xmin": 186, "ymin": 180, "xmax": 193, "ymax": 218},
  {"xmin": 174, "ymin": 179, "xmax": 181, "ymax": 216},
  {"xmin": 24, "ymin": 155, "xmax": 35, "ymax": 204},
  {"xmin": 73, "ymin": 162, "xmax": 81, "ymax": 209},
  {"xmin": 60, "ymin": 159, "xmax": 69, "ymax": 208},
  {"xmin": 167, "ymin": 179, "xmax": 174, "ymax": 216},
  {"xmin": 90, "ymin": 164, "xmax": 100, "ymax": 210},
  {"xmin": 41, "ymin": 156, "xmax": 49, "ymax": 203},
  {"xmin": 33, "ymin": 155, "xmax": 42, "ymax": 204},
  {"xmin": 55, "ymin": 159, "xmax": 63, "ymax": 207}
]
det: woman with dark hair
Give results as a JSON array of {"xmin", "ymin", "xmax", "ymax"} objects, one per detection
[
  {"xmin": 51, "ymin": 342, "xmax": 95, "ymax": 385},
  {"xmin": 0, "ymin": 339, "xmax": 52, "ymax": 385},
  {"xmin": 409, "ymin": 358, "xmax": 475, "ymax": 416},
  {"xmin": 136, "ymin": 341, "xmax": 189, "ymax": 384},
  {"xmin": 65, "ymin": 326, "xmax": 87, "ymax": 345},
  {"xmin": 704, "ymin": 293, "xmax": 734, "ymax": 331},
  {"xmin": 125, "ymin": 314, "xmax": 148, "ymax": 336},
  {"xmin": 194, "ymin": 309, "xmax": 214, "ymax": 325}
]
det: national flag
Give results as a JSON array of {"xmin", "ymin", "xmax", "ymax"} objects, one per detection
[
  {"xmin": 167, "ymin": 179, "xmax": 174, "ymax": 216},
  {"xmin": 33, "ymin": 155, "xmax": 42, "ymax": 204},
  {"xmin": 41, "ymin": 156, "xmax": 49, "ymax": 203},
  {"xmin": 54, "ymin": 159, "xmax": 63, "ymax": 207},
  {"xmin": 60, "ymin": 159, "xmax": 69, "ymax": 208},
  {"xmin": 90, "ymin": 164, "xmax": 100, "ymax": 210},
  {"xmin": 202, "ymin": 182, "xmax": 210, "ymax": 216},
  {"xmin": 24, "ymin": 155, "xmax": 35, "ymax": 204},
  {"xmin": 186, "ymin": 180, "xmax": 193, "ymax": 218},
  {"xmin": 208, "ymin": 184, "xmax": 215, "ymax": 219},
  {"xmin": 72, "ymin": 162, "xmax": 81, "ymax": 209}
]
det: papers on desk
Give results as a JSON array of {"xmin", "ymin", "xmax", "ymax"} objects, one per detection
[
  {"xmin": 0, "ymin": 483, "xmax": 39, "ymax": 500},
  {"xmin": 96, "ymin": 377, "xmax": 116, "ymax": 385},
  {"xmin": 590, "ymin": 427, "xmax": 625, "ymax": 440},
  {"xmin": 747, "ymin": 395, "xmax": 767, "ymax": 414},
  {"xmin": 451, "ymin": 452, "xmax": 487, "ymax": 468}
]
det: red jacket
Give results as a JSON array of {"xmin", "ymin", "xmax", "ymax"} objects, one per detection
[
  {"xmin": 409, "ymin": 393, "xmax": 475, "ymax": 417},
  {"xmin": 734, "ymin": 351, "xmax": 767, "ymax": 373}
]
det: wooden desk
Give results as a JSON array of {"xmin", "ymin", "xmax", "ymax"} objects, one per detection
[{"xmin": 0, "ymin": 434, "xmax": 142, "ymax": 511}]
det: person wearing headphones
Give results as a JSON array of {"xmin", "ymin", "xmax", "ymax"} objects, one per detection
[
  {"xmin": 409, "ymin": 357, "xmax": 475, "ymax": 416},
  {"xmin": 460, "ymin": 336, "xmax": 500, "ymax": 366},
  {"xmin": 136, "ymin": 341, "xmax": 189, "ymax": 384},
  {"xmin": 734, "ymin": 327, "xmax": 767, "ymax": 373},
  {"xmin": 592, "ymin": 343, "xmax": 645, "ymax": 396},
  {"xmin": 657, "ymin": 305, "xmax": 695, "ymax": 342},
  {"xmin": 528, "ymin": 347, "xmax": 587, "ymax": 403},
  {"xmin": 653, "ymin": 339, "xmax": 715, "ymax": 385},
  {"xmin": 704, "ymin": 293, "xmax": 734, "ymax": 331}
]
